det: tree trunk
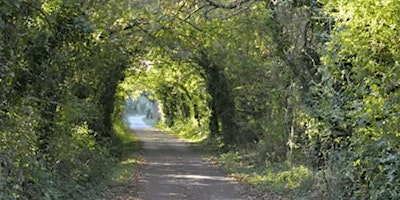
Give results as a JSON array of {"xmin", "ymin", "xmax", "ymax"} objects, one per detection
[
  {"xmin": 208, "ymin": 95, "xmax": 219, "ymax": 139},
  {"xmin": 197, "ymin": 51, "xmax": 240, "ymax": 146}
]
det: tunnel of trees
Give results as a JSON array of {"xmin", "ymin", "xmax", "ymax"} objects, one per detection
[{"xmin": 1, "ymin": 0, "xmax": 400, "ymax": 199}]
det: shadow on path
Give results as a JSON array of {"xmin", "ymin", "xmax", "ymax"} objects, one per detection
[{"xmin": 127, "ymin": 115, "xmax": 244, "ymax": 200}]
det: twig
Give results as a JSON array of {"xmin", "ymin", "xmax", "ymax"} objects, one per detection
[{"xmin": 203, "ymin": 0, "xmax": 253, "ymax": 9}]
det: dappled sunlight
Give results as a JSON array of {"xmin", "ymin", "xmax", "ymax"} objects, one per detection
[
  {"xmin": 164, "ymin": 174, "xmax": 232, "ymax": 182},
  {"xmin": 120, "ymin": 158, "xmax": 142, "ymax": 165},
  {"xmin": 147, "ymin": 161, "xmax": 204, "ymax": 167},
  {"xmin": 136, "ymin": 127, "xmax": 243, "ymax": 199}
]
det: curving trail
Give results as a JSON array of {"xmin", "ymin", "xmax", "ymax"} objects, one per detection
[{"xmin": 127, "ymin": 116, "xmax": 244, "ymax": 200}]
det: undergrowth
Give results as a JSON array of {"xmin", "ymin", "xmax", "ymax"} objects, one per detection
[
  {"xmin": 158, "ymin": 119, "xmax": 208, "ymax": 143},
  {"xmin": 1, "ymin": 114, "xmax": 116, "ymax": 200},
  {"xmin": 104, "ymin": 118, "xmax": 143, "ymax": 196},
  {"xmin": 208, "ymin": 149, "xmax": 316, "ymax": 199}
]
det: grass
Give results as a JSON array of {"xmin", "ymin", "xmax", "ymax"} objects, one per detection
[
  {"xmin": 157, "ymin": 119, "xmax": 208, "ymax": 143},
  {"xmin": 207, "ymin": 150, "xmax": 315, "ymax": 199},
  {"xmin": 103, "ymin": 118, "xmax": 143, "ymax": 196}
]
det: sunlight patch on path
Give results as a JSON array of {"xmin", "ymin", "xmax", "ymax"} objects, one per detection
[{"xmin": 164, "ymin": 174, "xmax": 232, "ymax": 181}]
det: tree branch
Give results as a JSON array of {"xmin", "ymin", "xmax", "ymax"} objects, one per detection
[
  {"xmin": 182, "ymin": 4, "xmax": 207, "ymax": 21},
  {"xmin": 220, "ymin": 7, "xmax": 249, "ymax": 20},
  {"xmin": 203, "ymin": 0, "xmax": 254, "ymax": 9}
]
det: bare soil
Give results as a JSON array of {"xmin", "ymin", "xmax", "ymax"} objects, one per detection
[{"xmin": 136, "ymin": 128, "xmax": 247, "ymax": 200}]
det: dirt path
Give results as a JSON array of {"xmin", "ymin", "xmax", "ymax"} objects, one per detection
[{"xmin": 128, "ymin": 116, "xmax": 244, "ymax": 200}]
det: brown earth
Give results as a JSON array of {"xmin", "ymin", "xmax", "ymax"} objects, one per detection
[{"xmin": 135, "ymin": 128, "xmax": 244, "ymax": 200}]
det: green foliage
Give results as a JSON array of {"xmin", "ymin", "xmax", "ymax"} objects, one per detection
[
  {"xmin": 0, "ymin": 0, "xmax": 137, "ymax": 199},
  {"xmin": 306, "ymin": 0, "xmax": 400, "ymax": 198},
  {"xmin": 107, "ymin": 118, "xmax": 141, "ymax": 186},
  {"xmin": 350, "ymin": 137, "xmax": 400, "ymax": 199},
  {"xmin": 254, "ymin": 164, "xmax": 312, "ymax": 191},
  {"xmin": 162, "ymin": 118, "xmax": 209, "ymax": 142},
  {"xmin": 212, "ymin": 150, "xmax": 313, "ymax": 197}
]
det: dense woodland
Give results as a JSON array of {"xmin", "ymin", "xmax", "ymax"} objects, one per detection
[{"xmin": 1, "ymin": 0, "xmax": 399, "ymax": 199}]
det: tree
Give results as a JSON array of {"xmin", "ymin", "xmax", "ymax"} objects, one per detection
[
  {"xmin": 0, "ymin": 0, "xmax": 137, "ymax": 198},
  {"xmin": 308, "ymin": 0, "xmax": 400, "ymax": 198}
]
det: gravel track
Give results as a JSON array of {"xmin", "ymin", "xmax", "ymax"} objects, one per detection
[{"xmin": 128, "ymin": 116, "xmax": 244, "ymax": 200}]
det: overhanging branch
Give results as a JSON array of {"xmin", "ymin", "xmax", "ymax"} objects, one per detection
[{"xmin": 203, "ymin": 0, "xmax": 254, "ymax": 9}]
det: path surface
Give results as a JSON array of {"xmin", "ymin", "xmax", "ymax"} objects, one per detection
[{"xmin": 127, "ymin": 116, "xmax": 244, "ymax": 200}]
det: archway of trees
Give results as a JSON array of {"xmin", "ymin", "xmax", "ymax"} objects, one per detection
[{"xmin": 1, "ymin": 0, "xmax": 400, "ymax": 199}]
